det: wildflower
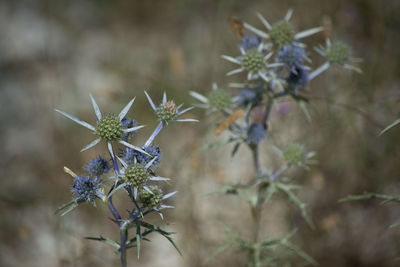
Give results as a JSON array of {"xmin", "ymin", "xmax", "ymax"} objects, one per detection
[
  {"xmin": 283, "ymin": 143, "xmax": 306, "ymax": 164},
  {"xmin": 133, "ymin": 146, "xmax": 162, "ymax": 167},
  {"xmin": 243, "ymin": 9, "xmax": 323, "ymax": 46},
  {"xmin": 139, "ymin": 185, "xmax": 177, "ymax": 218},
  {"xmin": 221, "ymin": 44, "xmax": 280, "ymax": 81},
  {"xmin": 85, "ymin": 156, "xmax": 110, "ymax": 177},
  {"xmin": 117, "ymin": 156, "xmax": 170, "ymax": 199},
  {"xmin": 235, "ymin": 89, "xmax": 260, "ymax": 107},
  {"xmin": 240, "ymin": 35, "xmax": 261, "ymax": 51},
  {"xmin": 190, "ymin": 83, "xmax": 233, "ymax": 111},
  {"xmin": 124, "ymin": 163, "xmax": 149, "ymax": 187},
  {"xmin": 145, "ymin": 91, "xmax": 197, "ymax": 124},
  {"xmin": 247, "ymin": 123, "xmax": 267, "ymax": 145},
  {"xmin": 288, "ymin": 66, "xmax": 309, "ymax": 92},
  {"xmin": 209, "ymin": 88, "xmax": 232, "ymax": 110},
  {"xmin": 310, "ymin": 39, "xmax": 362, "ymax": 80},
  {"xmin": 72, "ymin": 176, "xmax": 102, "ymax": 203},
  {"xmin": 63, "ymin": 166, "xmax": 105, "ymax": 205},
  {"xmin": 55, "ymin": 95, "xmax": 147, "ymax": 158},
  {"xmin": 139, "ymin": 185, "xmax": 163, "ymax": 208},
  {"xmin": 276, "ymin": 44, "xmax": 308, "ymax": 73}
]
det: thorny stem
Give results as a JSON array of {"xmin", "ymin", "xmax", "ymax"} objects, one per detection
[
  {"xmin": 107, "ymin": 144, "xmax": 127, "ymax": 267},
  {"xmin": 249, "ymin": 94, "xmax": 276, "ymax": 267}
]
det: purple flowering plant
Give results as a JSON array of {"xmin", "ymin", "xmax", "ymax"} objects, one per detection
[
  {"xmin": 191, "ymin": 9, "xmax": 361, "ymax": 266},
  {"xmin": 55, "ymin": 92, "xmax": 196, "ymax": 267}
]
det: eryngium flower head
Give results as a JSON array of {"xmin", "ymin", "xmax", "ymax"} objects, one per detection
[
  {"xmin": 240, "ymin": 35, "xmax": 261, "ymax": 51},
  {"xmin": 276, "ymin": 44, "xmax": 306, "ymax": 72},
  {"xmin": 288, "ymin": 67, "xmax": 309, "ymax": 91},
  {"xmin": 124, "ymin": 163, "xmax": 149, "ymax": 186},
  {"xmin": 96, "ymin": 114, "xmax": 123, "ymax": 142},
  {"xmin": 269, "ymin": 21, "xmax": 295, "ymax": 46},
  {"xmin": 123, "ymin": 146, "xmax": 162, "ymax": 167},
  {"xmin": 242, "ymin": 49, "xmax": 265, "ymax": 72},
  {"xmin": 236, "ymin": 89, "xmax": 260, "ymax": 107},
  {"xmin": 85, "ymin": 156, "xmax": 110, "ymax": 177},
  {"xmin": 139, "ymin": 185, "xmax": 163, "ymax": 208},
  {"xmin": 209, "ymin": 89, "xmax": 232, "ymax": 110},
  {"xmin": 71, "ymin": 176, "xmax": 101, "ymax": 203},
  {"xmin": 325, "ymin": 41, "xmax": 348, "ymax": 65},
  {"xmin": 136, "ymin": 146, "xmax": 161, "ymax": 167},
  {"xmin": 283, "ymin": 143, "xmax": 306, "ymax": 164},
  {"xmin": 156, "ymin": 101, "xmax": 178, "ymax": 122},
  {"xmin": 247, "ymin": 123, "xmax": 267, "ymax": 145}
]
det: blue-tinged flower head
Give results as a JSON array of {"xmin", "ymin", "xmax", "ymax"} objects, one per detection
[
  {"xmin": 288, "ymin": 66, "xmax": 309, "ymax": 92},
  {"xmin": 247, "ymin": 123, "xmax": 267, "ymax": 145},
  {"xmin": 276, "ymin": 44, "xmax": 306, "ymax": 73},
  {"xmin": 236, "ymin": 85, "xmax": 263, "ymax": 108},
  {"xmin": 123, "ymin": 146, "xmax": 162, "ymax": 167},
  {"xmin": 240, "ymin": 35, "xmax": 261, "ymax": 51},
  {"xmin": 71, "ymin": 176, "xmax": 101, "ymax": 203},
  {"xmin": 85, "ymin": 156, "xmax": 110, "ymax": 177}
]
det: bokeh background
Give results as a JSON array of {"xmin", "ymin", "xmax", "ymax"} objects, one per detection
[{"xmin": 1, "ymin": 0, "xmax": 399, "ymax": 266}]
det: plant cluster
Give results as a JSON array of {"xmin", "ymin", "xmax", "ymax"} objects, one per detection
[
  {"xmin": 56, "ymin": 92, "xmax": 196, "ymax": 267},
  {"xmin": 191, "ymin": 9, "xmax": 360, "ymax": 266}
]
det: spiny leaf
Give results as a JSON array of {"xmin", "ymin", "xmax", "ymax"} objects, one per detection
[
  {"xmin": 205, "ymin": 242, "xmax": 232, "ymax": 263},
  {"xmin": 85, "ymin": 235, "xmax": 120, "ymax": 249},
  {"xmin": 339, "ymin": 192, "xmax": 400, "ymax": 203},
  {"xmin": 56, "ymin": 200, "xmax": 79, "ymax": 216},
  {"xmin": 198, "ymin": 136, "xmax": 237, "ymax": 153},
  {"xmin": 379, "ymin": 118, "xmax": 400, "ymax": 135},
  {"xmin": 277, "ymin": 183, "xmax": 314, "ymax": 229},
  {"xmin": 280, "ymin": 240, "xmax": 317, "ymax": 266},
  {"xmin": 298, "ymin": 101, "xmax": 312, "ymax": 123},
  {"xmin": 231, "ymin": 142, "xmax": 241, "ymax": 158},
  {"xmin": 390, "ymin": 219, "xmax": 400, "ymax": 228}
]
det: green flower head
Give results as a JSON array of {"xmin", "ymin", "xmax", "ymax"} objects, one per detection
[
  {"xmin": 124, "ymin": 163, "xmax": 149, "ymax": 187},
  {"xmin": 95, "ymin": 114, "xmax": 123, "ymax": 142},
  {"xmin": 242, "ymin": 49, "xmax": 265, "ymax": 72},
  {"xmin": 209, "ymin": 89, "xmax": 232, "ymax": 110},
  {"xmin": 156, "ymin": 100, "xmax": 178, "ymax": 122},
  {"xmin": 269, "ymin": 21, "xmax": 295, "ymax": 46},
  {"xmin": 326, "ymin": 41, "xmax": 349, "ymax": 65},
  {"xmin": 283, "ymin": 143, "xmax": 306, "ymax": 164},
  {"xmin": 139, "ymin": 185, "xmax": 163, "ymax": 208}
]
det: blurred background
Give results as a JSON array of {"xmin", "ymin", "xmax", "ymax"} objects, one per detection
[{"xmin": 0, "ymin": 0, "xmax": 399, "ymax": 266}]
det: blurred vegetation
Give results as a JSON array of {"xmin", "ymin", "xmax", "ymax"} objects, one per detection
[{"xmin": 0, "ymin": 0, "xmax": 399, "ymax": 266}]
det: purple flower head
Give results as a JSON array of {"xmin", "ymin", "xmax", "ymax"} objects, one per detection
[
  {"xmin": 85, "ymin": 156, "xmax": 110, "ymax": 177},
  {"xmin": 71, "ymin": 176, "xmax": 101, "ymax": 203},
  {"xmin": 240, "ymin": 35, "xmax": 261, "ymax": 51},
  {"xmin": 276, "ymin": 44, "xmax": 306, "ymax": 73},
  {"xmin": 247, "ymin": 123, "xmax": 267, "ymax": 145},
  {"xmin": 123, "ymin": 145, "xmax": 162, "ymax": 168},
  {"xmin": 288, "ymin": 66, "xmax": 309, "ymax": 92}
]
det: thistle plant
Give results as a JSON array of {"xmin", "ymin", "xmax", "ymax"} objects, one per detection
[
  {"xmin": 192, "ymin": 9, "xmax": 360, "ymax": 266},
  {"xmin": 55, "ymin": 92, "xmax": 196, "ymax": 267}
]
